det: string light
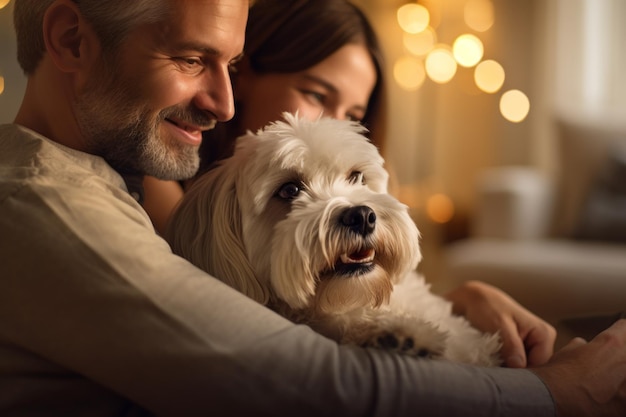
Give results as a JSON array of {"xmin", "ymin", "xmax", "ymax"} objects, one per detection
[
  {"xmin": 394, "ymin": 1, "xmax": 529, "ymax": 124},
  {"xmin": 394, "ymin": 56, "xmax": 426, "ymax": 91},
  {"xmin": 403, "ymin": 27, "xmax": 437, "ymax": 57},
  {"xmin": 397, "ymin": 3, "xmax": 430, "ymax": 34},
  {"xmin": 464, "ymin": 0, "xmax": 494, "ymax": 32},
  {"xmin": 500, "ymin": 89, "xmax": 530, "ymax": 122},
  {"xmin": 474, "ymin": 59, "xmax": 505, "ymax": 93},
  {"xmin": 425, "ymin": 46, "xmax": 457, "ymax": 84},
  {"xmin": 452, "ymin": 34, "xmax": 483, "ymax": 67}
]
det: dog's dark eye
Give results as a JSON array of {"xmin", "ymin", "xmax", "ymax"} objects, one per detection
[
  {"xmin": 348, "ymin": 171, "xmax": 365, "ymax": 185},
  {"xmin": 277, "ymin": 182, "xmax": 301, "ymax": 200}
]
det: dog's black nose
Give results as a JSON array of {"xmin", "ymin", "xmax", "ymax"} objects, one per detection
[{"xmin": 341, "ymin": 205, "xmax": 376, "ymax": 236}]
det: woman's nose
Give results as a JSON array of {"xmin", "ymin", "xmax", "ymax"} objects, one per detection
[{"xmin": 327, "ymin": 107, "xmax": 348, "ymax": 121}]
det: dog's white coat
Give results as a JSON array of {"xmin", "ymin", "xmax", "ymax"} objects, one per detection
[{"xmin": 167, "ymin": 113, "xmax": 501, "ymax": 366}]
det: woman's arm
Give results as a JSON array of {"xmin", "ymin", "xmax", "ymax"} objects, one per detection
[
  {"xmin": 142, "ymin": 176, "xmax": 185, "ymax": 235},
  {"xmin": 444, "ymin": 280, "xmax": 557, "ymax": 368}
]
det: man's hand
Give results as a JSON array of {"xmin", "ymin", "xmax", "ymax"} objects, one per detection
[{"xmin": 531, "ymin": 319, "xmax": 626, "ymax": 417}]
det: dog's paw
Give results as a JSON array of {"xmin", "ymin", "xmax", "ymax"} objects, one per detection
[{"xmin": 360, "ymin": 331, "xmax": 443, "ymax": 358}]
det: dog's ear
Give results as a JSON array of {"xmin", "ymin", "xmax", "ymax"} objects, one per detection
[{"xmin": 166, "ymin": 157, "xmax": 270, "ymax": 304}]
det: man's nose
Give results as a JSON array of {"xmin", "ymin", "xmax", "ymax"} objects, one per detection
[{"xmin": 194, "ymin": 66, "xmax": 235, "ymax": 122}]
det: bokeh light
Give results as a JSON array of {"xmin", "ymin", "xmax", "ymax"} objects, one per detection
[
  {"xmin": 452, "ymin": 34, "xmax": 484, "ymax": 67},
  {"xmin": 420, "ymin": 0, "xmax": 442, "ymax": 29},
  {"xmin": 499, "ymin": 89, "xmax": 530, "ymax": 122},
  {"xmin": 425, "ymin": 47, "xmax": 457, "ymax": 84},
  {"xmin": 403, "ymin": 27, "xmax": 437, "ymax": 57},
  {"xmin": 0, "ymin": 0, "xmax": 11, "ymax": 10},
  {"xmin": 0, "ymin": 76, "xmax": 4, "ymax": 96},
  {"xmin": 464, "ymin": 0, "xmax": 495, "ymax": 32},
  {"xmin": 474, "ymin": 59, "xmax": 505, "ymax": 93},
  {"xmin": 426, "ymin": 193, "xmax": 455, "ymax": 224},
  {"xmin": 394, "ymin": 56, "xmax": 426, "ymax": 91},
  {"xmin": 397, "ymin": 3, "xmax": 430, "ymax": 34}
]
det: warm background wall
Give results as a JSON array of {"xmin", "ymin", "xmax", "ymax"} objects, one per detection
[
  {"xmin": 351, "ymin": 0, "xmax": 626, "ymax": 275},
  {"xmin": 0, "ymin": 0, "xmax": 25, "ymax": 123}
]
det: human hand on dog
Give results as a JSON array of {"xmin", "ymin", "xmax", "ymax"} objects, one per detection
[
  {"xmin": 530, "ymin": 319, "xmax": 626, "ymax": 417},
  {"xmin": 444, "ymin": 280, "xmax": 556, "ymax": 368}
]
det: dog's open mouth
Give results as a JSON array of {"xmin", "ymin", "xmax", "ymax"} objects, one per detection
[{"xmin": 333, "ymin": 247, "xmax": 375, "ymax": 275}]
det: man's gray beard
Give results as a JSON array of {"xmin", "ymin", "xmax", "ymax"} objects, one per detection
[
  {"xmin": 139, "ymin": 131, "xmax": 200, "ymax": 180},
  {"xmin": 74, "ymin": 66, "xmax": 200, "ymax": 180}
]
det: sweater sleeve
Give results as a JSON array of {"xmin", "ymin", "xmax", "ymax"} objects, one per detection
[{"xmin": 0, "ymin": 171, "xmax": 555, "ymax": 417}]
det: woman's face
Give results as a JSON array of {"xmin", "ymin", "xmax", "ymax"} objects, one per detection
[{"xmin": 236, "ymin": 43, "xmax": 377, "ymax": 133}]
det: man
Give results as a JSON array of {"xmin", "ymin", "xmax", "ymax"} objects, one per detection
[{"xmin": 1, "ymin": 0, "xmax": 625, "ymax": 416}]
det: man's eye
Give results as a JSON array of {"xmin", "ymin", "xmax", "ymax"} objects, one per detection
[
  {"xmin": 348, "ymin": 171, "xmax": 364, "ymax": 184},
  {"xmin": 175, "ymin": 57, "xmax": 202, "ymax": 69},
  {"xmin": 277, "ymin": 182, "xmax": 302, "ymax": 200}
]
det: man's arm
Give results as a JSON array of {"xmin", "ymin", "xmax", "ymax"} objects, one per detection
[{"xmin": 0, "ymin": 181, "xmax": 555, "ymax": 416}]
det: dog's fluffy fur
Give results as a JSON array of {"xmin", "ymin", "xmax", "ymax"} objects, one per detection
[{"xmin": 166, "ymin": 112, "xmax": 501, "ymax": 366}]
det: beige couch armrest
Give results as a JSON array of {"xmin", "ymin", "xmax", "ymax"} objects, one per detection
[{"xmin": 471, "ymin": 167, "xmax": 555, "ymax": 239}]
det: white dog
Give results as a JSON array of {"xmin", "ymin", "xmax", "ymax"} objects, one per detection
[{"xmin": 166, "ymin": 112, "xmax": 501, "ymax": 366}]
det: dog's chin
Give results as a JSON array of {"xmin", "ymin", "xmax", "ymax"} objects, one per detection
[{"xmin": 313, "ymin": 263, "xmax": 394, "ymax": 315}]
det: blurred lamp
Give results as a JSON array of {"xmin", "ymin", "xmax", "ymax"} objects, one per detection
[
  {"xmin": 397, "ymin": 3, "xmax": 430, "ymax": 34},
  {"xmin": 500, "ymin": 89, "xmax": 530, "ymax": 122},
  {"xmin": 426, "ymin": 193, "xmax": 455, "ymax": 224},
  {"xmin": 425, "ymin": 47, "xmax": 457, "ymax": 84},
  {"xmin": 453, "ymin": 34, "xmax": 484, "ymax": 67},
  {"xmin": 474, "ymin": 59, "xmax": 505, "ymax": 93},
  {"xmin": 394, "ymin": 56, "xmax": 426, "ymax": 91},
  {"xmin": 464, "ymin": 0, "xmax": 495, "ymax": 32},
  {"xmin": 403, "ymin": 27, "xmax": 437, "ymax": 57}
]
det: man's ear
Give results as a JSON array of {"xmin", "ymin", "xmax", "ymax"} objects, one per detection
[{"xmin": 42, "ymin": 0, "xmax": 100, "ymax": 73}]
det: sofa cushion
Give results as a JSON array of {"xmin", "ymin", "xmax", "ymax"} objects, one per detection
[
  {"xmin": 574, "ymin": 143, "xmax": 626, "ymax": 242},
  {"xmin": 443, "ymin": 238, "xmax": 626, "ymax": 323},
  {"xmin": 552, "ymin": 114, "xmax": 626, "ymax": 237}
]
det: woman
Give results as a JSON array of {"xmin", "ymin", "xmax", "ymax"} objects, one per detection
[{"xmin": 143, "ymin": 0, "xmax": 556, "ymax": 368}]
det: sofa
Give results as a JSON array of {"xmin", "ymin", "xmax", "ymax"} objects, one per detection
[{"xmin": 442, "ymin": 112, "xmax": 626, "ymax": 345}]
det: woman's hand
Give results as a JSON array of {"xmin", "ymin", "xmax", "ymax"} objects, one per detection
[{"xmin": 444, "ymin": 280, "xmax": 556, "ymax": 368}]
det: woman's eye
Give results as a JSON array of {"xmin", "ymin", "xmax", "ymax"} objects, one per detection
[
  {"xmin": 277, "ymin": 182, "xmax": 302, "ymax": 200},
  {"xmin": 346, "ymin": 113, "xmax": 363, "ymax": 122},
  {"xmin": 302, "ymin": 90, "xmax": 325, "ymax": 104},
  {"xmin": 348, "ymin": 171, "xmax": 364, "ymax": 184}
]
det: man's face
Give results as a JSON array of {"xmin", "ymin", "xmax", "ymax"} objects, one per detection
[{"xmin": 75, "ymin": 0, "xmax": 248, "ymax": 180}]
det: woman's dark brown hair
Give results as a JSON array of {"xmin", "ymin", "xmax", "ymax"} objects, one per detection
[{"xmin": 198, "ymin": 0, "xmax": 387, "ymax": 173}]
